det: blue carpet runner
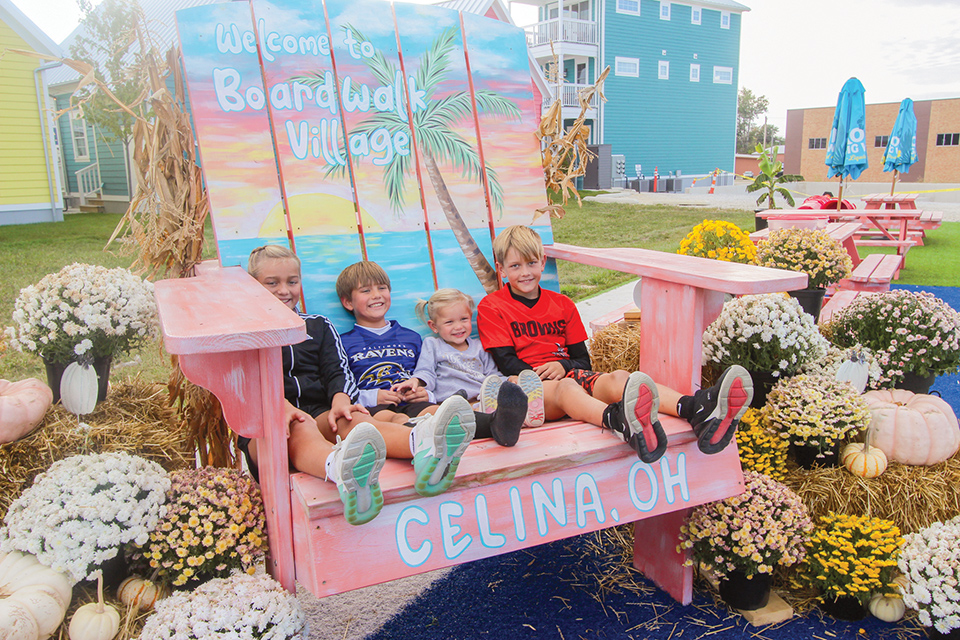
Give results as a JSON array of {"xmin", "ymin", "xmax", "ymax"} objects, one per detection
[{"xmin": 369, "ymin": 286, "xmax": 957, "ymax": 640}]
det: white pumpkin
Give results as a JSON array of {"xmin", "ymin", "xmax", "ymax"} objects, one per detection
[
  {"xmin": 60, "ymin": 363, "xmax": 98, "ymax": 416},
  {"xmin": 863, "ymin": 389, "xmax": 960, "ymax": 465},
  {"xmin": 842, "ymin": 441, "xmax": 888, "ymax": 478},
  {"xmin": 0, "ymin": 550, "xmax": 73, "ymax": 640},
  {"xmin": 117, "ymin": 576, "xmax": 165, "ymax": 612},
  {"xmin": 68, "ymin": 602, "xmax": 119, "ymax": 640},
  {"xmin": 868, "ymin": 593, "xmax": 905, "ymax": 622},
  {"xmin": 836, "ymin": 356, "xmax": 869, "ymax": 394},
  {"xmin": 0, "ymin": 379, "xmax": 53, "ymax": 443}
]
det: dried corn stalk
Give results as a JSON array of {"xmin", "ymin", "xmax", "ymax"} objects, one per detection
[
  {"xmin": 18, "ymin": 11, "xmax": 235, "ymax": 468},
  {"xmin": 536, "ymin": 64, "xmax": 609, "ymax": 220}
]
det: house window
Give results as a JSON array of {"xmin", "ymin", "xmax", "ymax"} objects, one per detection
[
  {"xmin": 615, "ymin": 57, "xmax": 639, "ymax": 77},
  {"xmin": 576, "ymin": 63, "xmax": 587, "ymax": 84},
  {"xmin": 809, "ymin": 137, "xmax": 827, "ymax": 150},
  {"xmin": 564, "ymin": 1, "xmax": 590, "ymax": 20},
  {"xmin": 875, "ymin": 135, "xmax": 889, "ymax": 148},
  {"xmin": 689, "ymin": 63, "xmax": 700, "ymax": 82},
  {"xmin": 616, "ymin": 0, "xmax": 640, "ymax": 16},
  {"xmin": 691, "ymin": 6, "xmax": 701, "ymax": 24},
  {"xmin": 69, "ymin": 111, "xmax": 90, "ymax": 162},
  {"xmin": 720, "ymin": 11, "xmax": 730, "ymax": 29},
  {"xmin": 660, "ymin": 2, "xmax": 670, "ymax": 20},
  {"xmin": 936, "ymin": 133, "xmax": 960, "ymax": 146},
  {"xmin": 658, "ymin": 60, "xmax": 669, "ymax": 79},
  {"xmin": 713, "ymin": 66, "xmax": 732, "ymax": 84}
]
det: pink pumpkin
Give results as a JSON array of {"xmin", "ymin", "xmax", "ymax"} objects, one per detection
[
  {"xmin": 0, "ymin": 378, "xmax": 53, "ymax": 444},
  {"xmin": 863, "ymin": 389, "xmax": 960, "ymax": 465}
]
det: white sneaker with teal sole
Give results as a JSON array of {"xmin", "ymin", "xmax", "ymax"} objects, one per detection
[
  {"xmin": 325, "ymin": 422, "xmax": 386, "ymax": 526},
  {"xmin": 410, "ymin": 395, "xmax": 476, "ymax": 497}
]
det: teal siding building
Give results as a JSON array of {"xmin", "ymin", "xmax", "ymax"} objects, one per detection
[{"xmin": 524, "ymin": 0, "xmax": 748, "ymax": 178}]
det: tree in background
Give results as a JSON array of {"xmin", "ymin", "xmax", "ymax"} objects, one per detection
[
  {"xmin": 69, "ymin": 0, "xmax": 146, "ymax": 145},
  {"xmin": 737, "ymin": 88, "xmax": 784, "ymax": 154}
]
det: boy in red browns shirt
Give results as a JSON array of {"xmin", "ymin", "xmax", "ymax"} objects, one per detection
[{"xmin": 477, "ymin": 225, "xmax": 753, "ymax": 463}]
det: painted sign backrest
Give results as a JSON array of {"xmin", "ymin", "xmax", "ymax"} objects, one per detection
[{"xmin": 177, "ymin": 0, "xmax": 552, "ymax": 334}]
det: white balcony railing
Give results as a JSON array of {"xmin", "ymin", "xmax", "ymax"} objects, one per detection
[
  {"xmin": 76, "ymin": 163, "xmax": 101, "ymax": 206},
  {"xmin": 525, "ymin": 18, "xmax": 598, "ymax": 47},
  {"xmin": 560, "ymin": 83, "xmax": 599, "ymax": 109}
]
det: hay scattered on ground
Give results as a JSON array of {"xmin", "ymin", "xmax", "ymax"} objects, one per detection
[
  {"xmin": 0, "ymin": 379, "xmax": 192, "ymax": 522},
  {"xmin": 590, "ymin": 322, "xmax": 642, "ymax": 373},
  {"xmin": 782, "ymin": 456, "xmax": 960, "ymax": 536}
]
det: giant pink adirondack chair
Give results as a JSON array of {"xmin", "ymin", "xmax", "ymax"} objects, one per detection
[{"xmin": 155, "ymin": 0, "xmax": 807, "ymax": 602}]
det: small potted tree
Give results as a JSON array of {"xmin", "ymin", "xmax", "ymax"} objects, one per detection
[{"xmin": 747, "ymin": 143, "xmax": 796, "ymax": 218}]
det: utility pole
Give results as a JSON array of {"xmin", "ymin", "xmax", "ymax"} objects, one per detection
[{"xmin": 762, "ymin": 115, "xmax": 768, "ymax": 152}]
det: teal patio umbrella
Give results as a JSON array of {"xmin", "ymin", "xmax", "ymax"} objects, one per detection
[
  {"xmin": 825, "ymin": 78, "xmax": 868, "ymax": 209},
  {"xmin": 882, "ymin": 98, "xmax": 919, "ymax": 195}
]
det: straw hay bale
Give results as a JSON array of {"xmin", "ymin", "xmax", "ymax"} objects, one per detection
[
  {"xmin": 0, "ymin": 380, "xmax": 192, "ymax": 522},
  {"xmin": 590, "ymin": 322, "xmax": 642, "ymax": 374},
  {"xmin": 781, "ymin": 455, "xmax": 960, "ymax": 536}
]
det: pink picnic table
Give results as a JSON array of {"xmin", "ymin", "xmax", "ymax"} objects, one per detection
[{"xmin": 861, "ymin": 192, "xmax": 919, "ymax": 210}]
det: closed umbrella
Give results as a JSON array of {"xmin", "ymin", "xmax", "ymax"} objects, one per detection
[
  {"xmin": 882, "ymin": 98, "xmax": 919, "ymax": 195},
  {"xmin": 825, "ymin": 78, "xmax": 868, "ymax": 209}
]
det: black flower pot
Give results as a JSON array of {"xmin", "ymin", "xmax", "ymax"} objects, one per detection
[
  {"xmin": 718, "ymin": 569, "xmax": 772, "ymax": 611},
  {"xmin": 895, "ymin": 371, "xmax": 937, "ymax": 394},
  {"xmin": 820, "ymin": 594, "xmax": 867, "ymax": 621},
  {"xmin": 927, "ymin": 626, "xmax": 960, "ymax": 640},
  {"xmin": 790, "ymin": 442, "xmax": 838, "ymax": 469},
  {"xmin": 745, "ymin": 369, "xmax": 779, "ymax": 409},
  {"xmin": 43, "ymin": 355, "xmax": 112, "ymax": 404},
  {"xmin": 787, "ymin": 288, "xmax": 826, "ymax": 322}
]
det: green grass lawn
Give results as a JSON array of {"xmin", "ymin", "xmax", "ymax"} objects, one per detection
[{"xmin": 1, "ymin": 207, "xmax": 957, "ymax": 385}]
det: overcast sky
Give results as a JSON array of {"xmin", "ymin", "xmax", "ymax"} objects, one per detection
[{"xmin": 12, "ymin": 0, "xmax": 960, "ymax": 134}]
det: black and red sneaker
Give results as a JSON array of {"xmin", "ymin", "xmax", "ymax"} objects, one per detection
[
  {"xmin": 689, "ymin": 365, "xmax": 753, "ymax": 454},
  {"xmin": 603, "ymin": 372, "xmax": 668, "ymax": 463}
]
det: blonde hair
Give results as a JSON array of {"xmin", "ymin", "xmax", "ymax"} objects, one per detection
[
  {"xmin": 335, "ymin": 261, "xmax": 391, "ymax": 303},
  {"xmin": 414, "ymin": 289, "xmax": 475, "ymax": 328},
  {"xmin": 492, "ymin": 225, "xmax": 544, "ymax": 266},
  {"xmin": 248, "ymin": 244, "xmax": 300, "ymax": 278}
]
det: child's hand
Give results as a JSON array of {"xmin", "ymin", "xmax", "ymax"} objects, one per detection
[
  {"xmin": 391, "ymin": 378, "xmax": 420, "ymax": 396},
  {"xmin": 283, "ymin": 401, "xmax": 310, "ymax": 438},
  {"xmin": 328, "ymin": 394, "xmax": 370, "ymax": 432},
  {"xmin": 534, "ymin": 361, "xmax": 567, "ymax": 380},
  {"xmin": 402, "ymin": 386, "xmax": 429, "ymax": 403},
  {"xmin": 377, "ymin": 388, "xmax": 404, "ymax": 406}
]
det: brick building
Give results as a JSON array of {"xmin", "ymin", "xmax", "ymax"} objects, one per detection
[{"xmin": 784, "ymin": 97, "xmax": 960, "ymax": 183}]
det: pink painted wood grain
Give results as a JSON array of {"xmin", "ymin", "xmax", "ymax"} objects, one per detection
[
  {"xmin": 293, "ymin": 423, "xmax": 743, "ymax": 599},
  {"xmin": 290, "ymin": 417, "xmax": 743, "ymax": 600},
  {"xmin": 544, "ymin": 243, "xmax": 808, "ymax": 294}
]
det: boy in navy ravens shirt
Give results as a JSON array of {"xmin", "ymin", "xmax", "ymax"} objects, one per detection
[{"xmin": 336, "ymin": 261, "xmax": 527, "ymax": 446}]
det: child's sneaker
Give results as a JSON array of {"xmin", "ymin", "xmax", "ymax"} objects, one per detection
[
  {"xmin": 410, "ymin": 395, "xmax": 476, "ymax": 496},
  {"xmin": 325, "ymin": 422, "xmax": 386, "ymax": 526},
  {"xmin": 602, "ymin": 372, "xmax": 668, "ymax": 464},
  {"xmin": 518, "ymin": 369, "xmax": 545, "ymax": 428},
  {"xmin": 688, "ymin": 365, "xmax": 753, "ymax": 454},
  {"xmin": 479, "ymin": 375, "xmax": 501, "ymax": 413}
]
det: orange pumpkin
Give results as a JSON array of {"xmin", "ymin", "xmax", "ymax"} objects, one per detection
[
  {"xmin": 0, "ymin": 378, "xmax": 53, "ymax": 444},
  {"xmin": 863, "ymin": 389, "xmax": 960, "ymax": 465}
]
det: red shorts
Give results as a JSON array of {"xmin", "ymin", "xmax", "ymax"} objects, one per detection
[{"xmin": 564, "ymin": 368, "xmax": 602, "ymax": 395}]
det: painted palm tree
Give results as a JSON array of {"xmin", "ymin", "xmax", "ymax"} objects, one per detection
[{"xmin": 291, "ymin": 25, "xmax": 520, "ymax": 293}]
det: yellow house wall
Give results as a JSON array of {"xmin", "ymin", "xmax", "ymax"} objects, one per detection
[
  {"xmin": 0, "ymin": 19, "xmax": 54, "ymax": 206},
  {"xmin": 925, "ymin": 100, "xmax": 960, "ymax": 183}
]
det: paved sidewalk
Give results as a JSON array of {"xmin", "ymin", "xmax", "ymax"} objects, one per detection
[{"xmin": 586, "ymin": 185, "xmax": 960, "ymax": 220}]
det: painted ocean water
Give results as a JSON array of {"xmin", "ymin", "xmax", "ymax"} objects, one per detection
[{"xmin": 218, "ymin": 227, "xmax": 559, "ymax": 337}]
